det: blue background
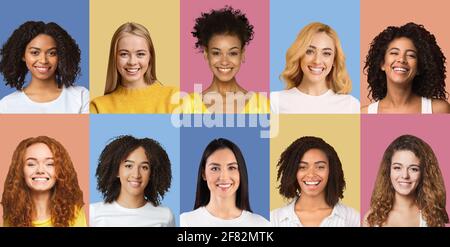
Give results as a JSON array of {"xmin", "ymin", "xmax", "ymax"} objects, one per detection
[
  {"xmin": 89, "ymin": 115, "xmax": 180, "ymax": 226},
  {"xmin": 270, "ymin": 0, "xmax": 360, "ymax": 99},
  {"xmin": 180, "ymin": 119, "xmax": 270, "ymax": 220},
  {"xmin": 0, "ymin": 0, "xmax": 89, "ymax": 98}
]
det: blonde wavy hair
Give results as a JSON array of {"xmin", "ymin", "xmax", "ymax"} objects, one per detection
[
  {"xmin": 1, "ymin": 136, "xmax": 84, "ymax": 227},
  {"xmin": 367, "ymin": 135, "xmax": 448, "ymax": 227},
  {"xmin": 104, "ymin": 22, "xmax": 157, "ymax": 94},
  {"xmin": 280, "ymin": 22, "xmax": 351, "ymax": 93}
]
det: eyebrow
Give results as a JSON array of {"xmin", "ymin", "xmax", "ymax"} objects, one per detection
[
  {"xmin": 28, "ymin": 47, "xmax": 57, "ymax": 51},
  {"xmin": 388, "ymin": 47, "xmax": 417, "ymax": 53},
  {"xmin": 308, "ymin": 45, "xmax": 333, "ymax": 51},
  {"xmin": 211, "ymin": 47, "xmax": 240, "ymax": 51},
  {"xmin": 207, "ymin": 162, "xmax": 238, "ymax": 166},
  {"xmin": 25, "ymin": 157, "xmax": 54, "ymax": 161},
  {"xmin": 392, "ymin": 162, "xmax": 420, "ymax": 167},
  {"xmin": 300, "ymin": 160, "xmax": 328, "ymax": 165}
]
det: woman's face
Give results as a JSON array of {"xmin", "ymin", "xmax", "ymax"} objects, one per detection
[
  {"xmin": 204, "ymin": 34, "xmax": 244, "ymax": 83},
  {"xmin": 381, "ymin": 37, "xmax": 418, "ymax": 86},
  {"xmin": 23, "ymin": 34, "xmax": 58, "ymax": 82},
  {"xmin": 203, "ymin": 148, "xmax": 240, "ymax": 200},
  {"xmin": 296, "ymin": 148, "xmax": 329, "ymax": 198},
  {"xmin": 390, "ymin": 150, "xmax": 421, "ymax": 197},
  {"xmin": 116, "ymin": 34, "xmax": 150, "ymax": 86},
  {"xmin": 118, "ymin": 146, "xmax": 150, "ymax": 198},
  {"xmin": 300, "ymin": 32, "xmax": 335, "ymax": 85},
  {"xmin": 23, "ymin": 143, "xmax": 56, "ymax": 193}
]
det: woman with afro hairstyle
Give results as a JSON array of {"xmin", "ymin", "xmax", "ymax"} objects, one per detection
[
  {"xmin": 181, "ymin": 6, "xmax": 269, "ymax": 114},
  {"xmin": 180, "ymin": 138, "xmax": 268, "ymax": 226},
  {"xmin": 90, "ymin": 135, "xmax": 175, "ymax": 227},
  {"xmin": 90, "ymin": 22, "xmax": 178, "ymax": 114},
  {"xmin": 0, "ymin": 21, "xmax": 89, "ymax": 113},
  {"xmin": 363, "ymin": 135, "xmax": 448, "ymax": 227},
  {"xmin": 1, "ymin": 136, "xmax": 86, "ymax": 226},
  {"xmin": 271, "ymin": 22, "xmax": 360, "ymax": 114},
  {"xmin": 362, "ymin": 22, "xmax": 450, "ymax": 113},
  {"xmin": 271, "ymin": 136, "xmax": 359, "ymax": 227}
]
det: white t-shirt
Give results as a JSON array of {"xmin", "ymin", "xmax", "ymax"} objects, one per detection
[
  {"xmin": 180, "ymin": 206, "xmax": 269, "ymax": 227},
  {"xmin": 89, "ymin": 201, "xmax": 175, "ymax": 227},
  {"xmin": 0, "ymin": 86, "xmax": 89, "ymax": 113},
  {"xmin": 270, "ymin": 199, "xmax": 360, "ymax": 227},
  {"xmin": 270, "ymin": 88, "xmax": 360, "ymax": 114},
  {"xmin": 367, "ymin": 97, "xmax": 432, "ymax": 114}
]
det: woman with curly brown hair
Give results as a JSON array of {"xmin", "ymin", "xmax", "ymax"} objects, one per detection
[
  {"xmin": 271, "ymin": 136, "xmax": 359, "ymax": 227},
  {"xmin": 1, "ymin": 136, "xmax": 86, "ymax": 226},
  {"xmin": 0, "ymin": 21, "xmax": 89, "ymax": 113},
  {"xmin": 90, "ymin": 135, "xmax": 175, "ymax": 227},
  {"xmin": 363, "ymin": 135, "xmax": 448, "ymax": 227},
  {"xmin": 362, "ymin": 22, "xmax": 450, "ymax": 113},
  {"xmin": 181, "ymin": 6, "xmax": 269, "ymax": 114}
]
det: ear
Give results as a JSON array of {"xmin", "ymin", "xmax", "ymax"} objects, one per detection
[
  {"xmin": 241, "ymin": 49, "xmax": 246, "ymax": 63},
  {"xmin": 203, "ymin": 48, "xmax": 208, "ymax": 60},
  {"xmin": 202, "ymin": 171, "xmax": 206, "ymax": 181},
  {"xmin": 380, "ymin": 61, "xmax": 385, "ymax": 71}
]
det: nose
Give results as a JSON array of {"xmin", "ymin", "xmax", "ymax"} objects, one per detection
[
  {"xmin": 397, "ymin": 53, "xmax": 407, "ymax": 64},
  {"xmin": 36, "ymin": 164, "xmax": 45, "ymax": 174},
  {"xmin": 131, "ymin": 166, "xmax": 141, "ymax": 178},
  {"xmin": 127, "ymin": 54, "xmax": 137, "ymax": 65},
  {"xmin": 401, "ymin": 167, "xmax": 410, "ymax": 179},
  {"xmin": 39, "ymin": 53, "xmax": 48, "ymax": 64},
  {"xmin": 219, "ymin": 169, "xmax": 229, "ymax": 180},
  {"xmin": 305, "ymin": 166, "xmax": 316, "ymax": 177},
  {"xmin": 219, "ymin": 54, "xmax": 229, "ymax": 65}
]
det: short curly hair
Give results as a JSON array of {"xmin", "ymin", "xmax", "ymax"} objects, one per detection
[
  {"xmin": 192, "ymin": 6, "xmax": 254, "ymax": 50},
  {"xmin": 0, "ymin": 21, "xmax": 81, "ymax": 90},
  {"xmin": 1, "ymin": 136, "xmax": 84, "ymax": 227},
  {"xmin": 277, "ymin": 136, "xmax": 346, "ymax": 207},
  {"xmin": 96, "ymin": 135, "xmax": 172, "ymax": 206},
  {"xmin": 364, "ymin": 22, "xmax": 448, "ymax": 101},
  {"xmin": 367, "ymin": 134, "xmax": 448, "ymax": 227}
]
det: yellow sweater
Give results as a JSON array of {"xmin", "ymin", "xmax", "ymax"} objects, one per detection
[
  {"xmin": 90, "ymin": 82, "xmax": 179, "ymax": 114},
  {"xmin": 181, "ymin": 92, "xmax": 270, "ymax": 114},
  {"xmin": 3, "ymin": 207, "xmax": 87, "ymax": 227}
]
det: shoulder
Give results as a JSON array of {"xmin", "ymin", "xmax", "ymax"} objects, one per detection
[
  {"xmin": 244, "ymin": 211, "xmax": 269, "ymax": 225},
  {"xmin": 66, "ymin": 85, "xmax": 89, "ymax": 94},
  {"xmin": 89, "ymin": 201, "xmax": 110, "ymax": 212},
  {"xmin": 180, "ymin": 208, "xmax": 203, "ymax": 226},
  {"xmin": 0, "ymin": 90, "xmax": 23, "ymax": 102},
  {"xmin": 270, "ymin": 203, "xmax": 291, "ymax": 220},
  {"xmin": 335, "ymin": 203, "xmax": 359, "ymax": 217},
  {"xmin": 361, "ymin": 104, "xmax": 369, "ymax": 113},
  {"xmin": 431, "ymin": 99, "xmax": 450, "ymax": 113},
  {"xmin": 334, "ymin": 203, "xmax": 360, "ymax": 226},
  {"xmin": 152, "ymin": 204, "xmax": 175, "ymax": 217}
]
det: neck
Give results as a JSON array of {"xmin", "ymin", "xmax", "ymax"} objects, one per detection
[
  {"xmin": 383, "ymin": 81, "xmax": 415, "ymax": 106},
  {"xmin": 208, "ymin": 77, "xmax": 241, "ymax": 96},
  {"xmin": 116, "ymin": 192, "xmax": 146, "ymax": 209},
  {"xmin": 31, "ymin": 191, "xmax": 52, "ymax": 221},
  {"xmin": 296, "ymin": 193, "xmax": 329, "ymax": 211},
  {"xmin": 27, "ymin": 77, "xmax": 59, "ymax": 92},
  {"xmin": 297, "ymin": 78, "xmax": 329, "ymax": 96},
  {"xmin": 121, "ymin": 79, "xmax": 149, "ymax": 90},
  {"xmin": 393, "ymin": 192, "xmax": 417, "ymax": 210},
  {"xmin": 205, "ymin": 194, "xmax": 241, "ymax": 219}
]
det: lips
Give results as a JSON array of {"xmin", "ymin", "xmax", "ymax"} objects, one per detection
[
  {"xmin": 128, "ymin": 180, "xmax": 142, "ymax": 188},
  {"xmin": 32, "ymin": 177, "xmax": 50, "ymax": 182},
  {"xmin": 392, "ymin": 66, "xmax": 409, "ymax": 73},
  {"xmin": 217, "ymin": 67, "xmax": 232, "ymax": 73},
  {"xmin": 124, "ymin": 68, "xmax": 140, "ymax": 75},
  {"xmin": 217, "ymin": 183, "xmax": 232, "ymax": 191},
  {"xmin": 34, "ymin": 66, "xmax": 51, "ymax": 73},
  {"xmin": 308, "ymin": 66, "xmax": 325, "ymax": 75}
]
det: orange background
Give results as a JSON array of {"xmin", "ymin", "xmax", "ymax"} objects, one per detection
[
  {"xmin": 360, "ymin": 0, "xmax": 450, "ymax": 107},
  {"xmin": 0, "ymin": 115, "xmax": 90, "ymax": 226}
]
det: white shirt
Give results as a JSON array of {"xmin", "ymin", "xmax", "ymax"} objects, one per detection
[
  {"xmin": 180, "ymin": 207, "xmax": 269, "ymax": 227},
  {"xmin": 367, "ymin": 97, "xmax": 432, "ymax": 114},
  {"xmin": 0, "ymin": 86, "xmax": 89, "ymax": 113},
  {"xmin": 270, "ymin": 199, "xmax": 360, "ymax": 227},
  {"xmin": 270, "ymin": 88, "xmax": 360, "ymax": 114},
  {"xmin": 89, "ymin": 201, "xmax": 175, "ymax": 227}
]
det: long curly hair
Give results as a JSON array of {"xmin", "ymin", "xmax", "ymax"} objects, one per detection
[
  {"xmin": 1, "ymin": 136, "xmax": 84, "ymax": 227},
  {"xmin": 0, "ymin": 21, "xmax": 81, "ymax": 90},
  {"xmin": 367, "ymin": 135, "xmax": 448, "ymax": 227},
  {"xmin": 280, "ymin": 22, "xmax": 352, "ymax": 94},
  {"xmin": 96, "ymin": 135, "xmax": 172, "ymax": 206},
  {"xmin": 192, "ymin": 6, "xmax": 254, "ymax": 50},
  {"xmin": 277, "ymin": 136, "xmax": 346, "ymax": 207},
  {"xmin": 364, "ymin": 22, "xmax": 448, "ymax": 101}
]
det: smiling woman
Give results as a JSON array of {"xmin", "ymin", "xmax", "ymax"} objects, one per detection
[
  {"xmin": 1, "ymin": 136, "xmax": 86, "ymax": 227},
  {"xmin": 180, "ymin": 138, "xmax": 269, "ymax": 227},
  {"xmin": 90, "ymin": 135, "xmax": 175, "ymax": 227},
  {"xmin": 89, "ymin": 22, "xmax": 179, "ymax": 114},
  {"xmin": 363, "ymin": 135, "xmax": 449, "ymax": 227},
  {"xmin": 0, "ymin": 21, "xmax": 89, "ymax": 113}
]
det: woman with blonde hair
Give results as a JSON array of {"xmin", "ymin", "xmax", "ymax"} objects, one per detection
[
  {"xmin": 1, "ymin": 136, "xmax": 86, "ymax": 227},
  {"xmin": 90, "ymin": 22, "xmax": 178, "ymax": 113},
  {"xmin": 271, "ymin": 22, "xmax": 359, "ymax": 113},
  {"xmin": 363, "ymin": 134, "xmax": 448, "ymax": 227}
]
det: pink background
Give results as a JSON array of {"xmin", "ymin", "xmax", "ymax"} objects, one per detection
[
  {"xmin": 361, "ymin": 114, "xmax": 450, "ymax": 224},
  {"xmin": 180, "ymin": 0, "xmax": 269, "ymax": 93}
]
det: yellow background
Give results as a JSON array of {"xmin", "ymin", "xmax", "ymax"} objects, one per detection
[
  {"xmin": 270, "ymin": 115, "xmax": 360, "ymax": 212},
  {"xmin": 90, "ymin": 0, "xmax": 180, "ymax": 99}
]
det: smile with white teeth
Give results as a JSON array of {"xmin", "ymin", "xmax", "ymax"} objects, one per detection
[
  {"xmin": 34, "ymin": 66, "xmax": 50, "ymax": 73},
  {"xmin": 125, "ymin": 68, "xmax": 140, "ymax": 73},
  {"xmin": 218, "ymin": 68, "xmax": 232, "ymax": 73},
  {"xmin": 393, "ymin": 67, "xmax": 409, "ymax": 72},
  {"xmin": 32, "ymin": 177, "xmax": 49, "ymax": 181},
  {"xmin": 308, "ymin": 66, "xmax": 324, "ymax": 74},
  {"xmin": 304, "ymin": 181, "xmax": 320, "ymax": 186},
  {"xmin": 128, "ymin": 181, "xmax": 142, "ymax": 188}
]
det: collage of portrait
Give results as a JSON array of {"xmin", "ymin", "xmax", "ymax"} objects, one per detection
[{"xmin": 0, "ymin": 0, "xmax": 449, "ymax": 228}]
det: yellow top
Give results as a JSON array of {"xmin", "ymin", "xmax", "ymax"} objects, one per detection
[
  {"xmin": 90, "ymin": 82, "xmax": 179, "ymax": 114},
  {"xmin": 181, "ymin": 92, "xmax": 269, "ymax": 114},
  {"xmin": 3, "ymin": 207, "xmax": 87, "ymax": 227}
]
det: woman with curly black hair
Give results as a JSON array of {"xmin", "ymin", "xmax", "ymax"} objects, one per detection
[
  {"xmin": 0, "ymin": 21, "xmax": 89, "ymax": 113},
  {"xmin": 90, "ymin": 135, "xmax": 175, "ymax": 227},
  {"xmin": 362, "ymin": 22, "xmax": 449, "ymax": 113},
  {"xmin": 181, "ymin": 6, "xmax": 269, "ymax": 113},
  {"xmin": 271, "ymin": 136, "xmax": 359, "ymax": 227}
]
